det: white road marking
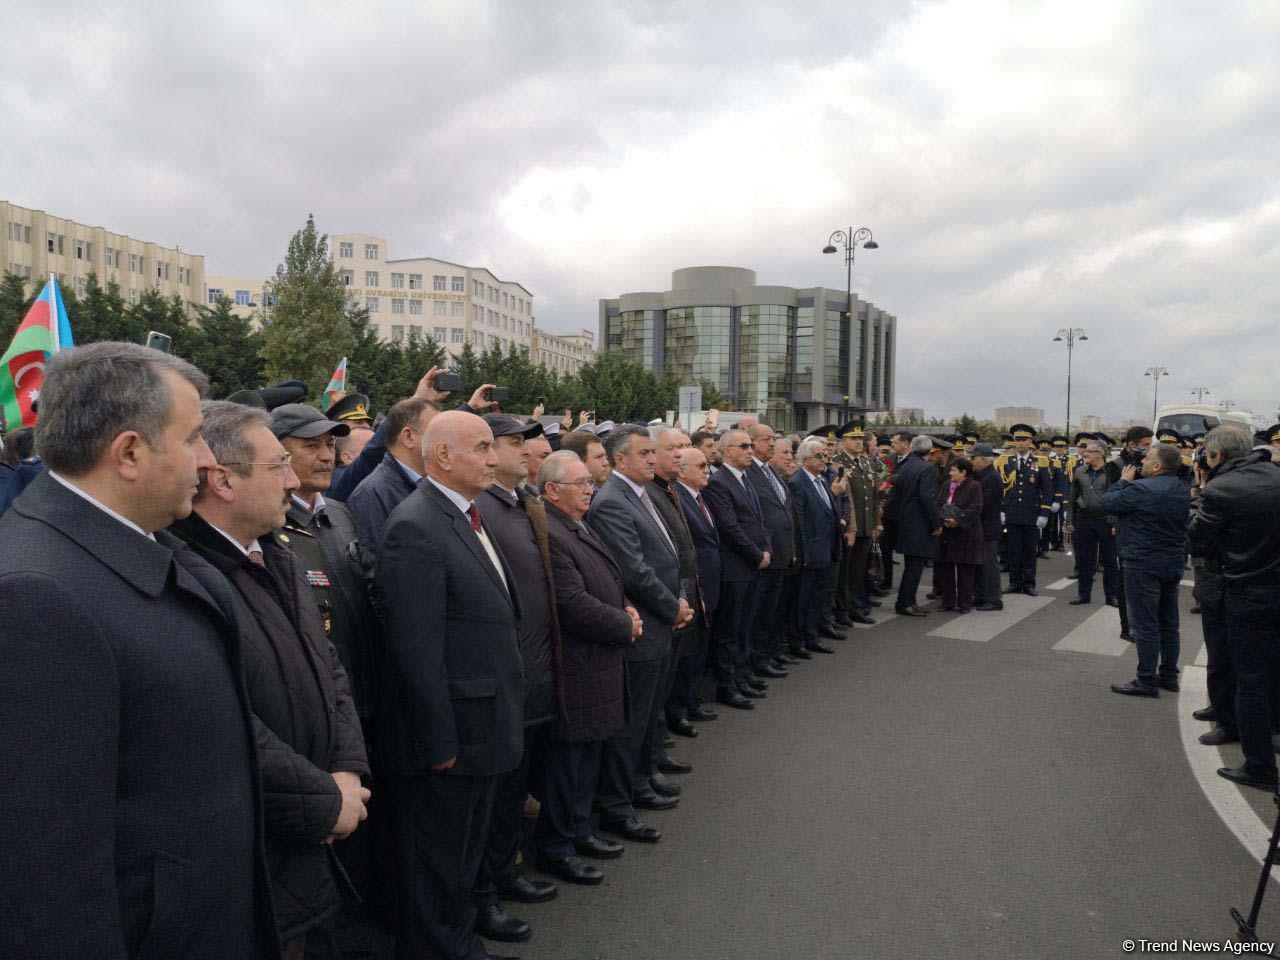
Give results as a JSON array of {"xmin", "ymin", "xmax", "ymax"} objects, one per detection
[
  {"xmin": 1052, "ymin": 606, "xmax": 1129, "ymax": 656},
  {"xmin": 849, "ymin": 607, "xmax": 898, "ymax": 629},
  {"xmin": 1045, "ymin": 578, "xmax": 1075, "ymax": 591},
  {"xmin": 927, "ymin": 593, "xmax": 1054, "ymax": 642}
]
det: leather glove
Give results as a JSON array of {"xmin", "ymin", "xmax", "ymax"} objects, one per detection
[
  {"xmin": 1051, "ymin": 502, "xmax": 1061, "ymax": 514},
  {"xmin": 1036, "ymin": 515, "xmax": 1048, "ymax": 530}
]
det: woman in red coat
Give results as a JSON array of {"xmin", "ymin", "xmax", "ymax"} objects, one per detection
[{"xmin": 937, "ymin": 457, "xmax": 985, "ymax": 613}]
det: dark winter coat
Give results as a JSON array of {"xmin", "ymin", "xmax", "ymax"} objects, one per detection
[
  {"xmin": 344, "ymin": 451, "xmax": 418, "ymax": 566},
  {"xmin": 893, "ymin": 453, "xmax": 943, "ymax": 560},
  {"xmin": 974, "ymin": 465, "xmax": 1004, "ymax": 542},
  {"xmin": 1187, "ymin": 452, "xmax": 1280, "ymax": 591},
  {"xmin": 939, "ymin": 477, "xmax": 985, "ymax": 565},
  {"xmin": 544, "ymin": 502, "xmax": 631, "ymax": 743}
]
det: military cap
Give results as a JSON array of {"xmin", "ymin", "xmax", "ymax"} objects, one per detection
[
  {"xmin": 1036, "ymin": 439, "xmax": 1051, "ymax": 451},
  {"xmin": 1156, "ymin": 428, "xmax": 1182, "ymax": 445},
  {"xmin": 1008, "ymin": 423, "xmax": 1036, "ymax": 441},
  {"xmin": 594, "ymin": 419, "xmax": 616, "ymax": 437},
  {"xmin": 838, "ymin": 420, "xmax": 867, "ymax": 439},
  {"xmin": 328, "ymin": 392, "xmax": 374, "ymax": 426},
  {"xmin": 1191, "ymin": 432, "xmax": 1206, "ymax": 445},
  {"xmin": 962, "ymin": 431, "xmax": 981, "ymax": 445},
  {"xmin": 1073, "ymin": 432, "xmax": 1091, "ymax": 444},
  {"xmin": 543, "ymin": 421, "xmax": 561, "ymax": 437},
  {"xmin": 1000, "ymin": 433, "xmax": 1013, "ymax": 443},
  {"xmin": 270, "ymin": 403, "xmax": 350, "ymax": 440},
  {"xmin": 931, "ymin": 435, "xmax": 954, "ymax": 450},
  {"xmin": 1097, "ymin": 432, "xmax": 1115, "ymax": 446},
  {"xmin": 811, "ymin": 424, "xmax": 839, "ymax": 443},
  {"xmin": 1266, "ymin": 424, "xmax": 1280, "ymax": 445},
  {"xmin": 226, "ymin": 379, "xmax": 308, "ymax": 411},
  {"xmin": 1050, "ymin": 435, "xmax": 1068, "ymax": 446},
  {"xmin": 482, "ymin": 412, "xmax": 543, "ymax": 439}
]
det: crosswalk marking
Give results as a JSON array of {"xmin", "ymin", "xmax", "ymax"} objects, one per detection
[
  {"xmin": 1045, "ymin": 578, "xmax": 1074, "ymax": 591},
  {"xmin": 927, "ymin": 593, "xmax": 1054, "ymax": 642},
  {"xmin": 1052, "ymin": 606, "xmax": 1129, "ymax": 656}
]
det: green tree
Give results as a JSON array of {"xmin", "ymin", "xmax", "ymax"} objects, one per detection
[
  {"xmin": 951, "ymin": 413, "xmax": 979, "ymax": 437},
  {"xmin": 451, "ymin": 341, "xmax": 483, "ymax": 406},
  {"xmin": 697, "ymin": 377, "xmax": 729, "ymax": 411},
  {"xmin": 568, "ymin": 352, "xmax": 677, "ymax": 423},
  {"xmin": 191, "ymin": 297, "xmax": 266, "ymax": 398},
  {"xmin": 260, "ymin": 214, "xmax": 355, "ymax": 397},
  {"xmin": 77, "ymin": 273, "xmax": 144, "ymax": 345},
  {"xmin": 0, "ymin": 271, "xmax": 30, "ymax": 344}
]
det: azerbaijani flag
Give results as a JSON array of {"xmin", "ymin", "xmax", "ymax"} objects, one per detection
[
  {"xmin": 321, "ymin": 357, "xmax": 347, "ymax": 412},
  {"xmin": 0, "ymin": 276, "xmax": 74, "ymax": 431}
]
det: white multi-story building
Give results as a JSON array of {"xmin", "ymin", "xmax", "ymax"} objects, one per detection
[
  {"xmin": 994, "ymin": 405, "xmax": 1046, "ymax": 430},
  {"xmin": 1, "ymin": 200, "xmax": 205, "ymax": 307},
  {"xmin": 1079, "ymin": 414, "xmax": 1101, "ymax": 433},
  {"xmin": 532, "ymin": 328, "xmax": 596, "ymax": 376},
  {"xmin": 207, "ymin": 232, "xmax": 536, "ymax": 362}
]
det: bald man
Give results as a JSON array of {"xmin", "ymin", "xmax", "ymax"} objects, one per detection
[{"xmin": 375, "ymin": 411, "xmax": 527, "ymax": 960}]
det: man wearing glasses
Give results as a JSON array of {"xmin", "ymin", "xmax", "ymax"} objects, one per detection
[{"xmin": 171, "ymin": 401, "xmax": 371, "ymax": 958}]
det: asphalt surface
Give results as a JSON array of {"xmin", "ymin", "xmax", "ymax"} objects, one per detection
[{"xmin": 498, "ymin": 552, "xmax": 1275, "ymax": 960}]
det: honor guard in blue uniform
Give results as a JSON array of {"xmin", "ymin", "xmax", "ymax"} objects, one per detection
[
  {"xmin": 1042, "ymin": 435, "xmax": 1070, "ymax": 553},
  {"xmin": 997, "ymin": 424, "xmax": 1053, "ymax": 595},
  {"xmin": 997, "ymin": 433, "xmax": 1013, "ymax": 572}
]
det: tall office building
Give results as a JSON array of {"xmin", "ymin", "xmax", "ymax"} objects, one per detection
[
  {"xmin": 994, "ymin": 406, "xmax": 1046, "ymax": 430},
  {"xmin": 1, "ymin": 200, "xmax": 205, "ymax": 307},
  {"xmin": 599, "ymin": 266, "xmax": 896, "ymax": 432}
]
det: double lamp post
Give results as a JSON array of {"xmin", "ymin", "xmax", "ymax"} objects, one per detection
[{"xmin": 823, "ymin": 226, "xmax": 877, "ymax": 423}]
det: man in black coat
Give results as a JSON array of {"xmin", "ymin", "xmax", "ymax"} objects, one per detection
[
  {"xmin": 789, "ymin": 438, "xmax": 842, "ymax": 656},
  {"xmin": 171, "ymin": 401, "xmax": 371, "ymax": 957},
  {"xmin": 970, "ymin": 444, "xmax": 1006, "ymax": 611},
  {"xmin": 0, "ymin": 343, "xmax": 279, "ymax": 959},
  {"xmin": 704, "ymin": 428, "xmax": 773, "ymax": 707},
  {"xmin": 535, "ymin": 451, "xmax": 639, "ymax": 883},
  {"xmin": 587, "ymin": 425, "xmax": 693, "ymax": 843},
  {"xmin": 669, "ymin": 445, "xmax": 722, "ymax": 727},
  {"xmin": 893, "ymin": 436, "xmax": 943, "ymax": 616},
  {"xmin": 746, "ymin": 423, "xmax": 798, "ymax": 676},
  {"xmin": 376, "ymin": 411, "xmax": 526, "ymax": 960}
]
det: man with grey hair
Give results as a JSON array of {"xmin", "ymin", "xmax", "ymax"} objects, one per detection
[
  {"xmin": 893, "ymin": 435, "xmax": 943, "ymax": 616},
  {"xmin": 171, "ymin": 400, "xmax": 371, "ymax": 957},
  {"xmin": 1188, "ymin": 425, "xmax": 1280, "ymax": 789},
  {"xmin": 1101, "ymin": 443, "xmax": 1192, "ymax": 699},
  {"xmin": 0, "ymin": 342, "xmax": 279, "ymax": 957},
  {"xmin": 1063, "ymin": 438, "xmax": 1120, "ymax": 608}
]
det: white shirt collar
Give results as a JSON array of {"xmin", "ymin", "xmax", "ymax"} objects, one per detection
[
  {"xmin": 394, "ymin": 456, "xmax": 423, "ymax": 486},
  {"xmin": 48, "ymin": 471, "xmax": 155, "ymax": 541},
  {"xmin": 724, "ymin": 464, "xmax": 746, "ymax": 483},
  {"xmin": 292, "ymin": 491, "xmax": 325, "ymax": 513},
  {"xmin": 677, "ymin": 480, "xmax": 703, "ymax": 500},
  {"xmin": 205, "ymin": 520, "xmax": 261, "ymax": 558},
  {"xmin": 427, "ymin": 476, "xmax": 473, "ymax": 516},
  {"xmin": 614, "ymin": 471, "xmax": 649, "ymax": 499},
  {"xmin": 751, "ymin": 456, "xmax": 768, "ymax": 470}
]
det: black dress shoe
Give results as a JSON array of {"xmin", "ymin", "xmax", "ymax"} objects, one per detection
[
  {"xmin": 668, "ymin": 717, "xmax": 698, "ymax": 738},
  {"xmin": 1217, "ymin": 765, "xmax": 1279, "ymax": 791},
  {"xmin": 925, "ymin": 591, "xmax": 941, "ymax": 600},
  {"xmin": 833, "ymin": 613, "xmax": 854, "ymax": 627},
  {"xmin": 896, "ymin": 606, "xmax": 928, "ymax": 617},
  {"xmin": 737, "ymin": 683, "xmax": 767, "ymax": 699},
  {"xmin": 649, "ymin": 772, "xmax": 681, "ymax": 797},
  {"xmin": 849, "ymin": 611, "xmax": 875, "ymax": 625},
  {"xmin": 1158, "ymin": 678, "xmax": 1180, "ymax": 692},
  {"xmin": 1111, "ymin": 680, "xmax": 1158, "ymax": 698},
  {"xmin": 755, "ymin": 663, "xmax": 788, "ymax": 678},
  {"xmin": 866, "ymin": 598, "xmax": 883, "ymax": 607},
  {"xmin": 689, "ymin": 705, "xmax": 719, "ymax": 721},
  {"xmin": 1023, "ymin": 587, "xmax": 1038, "ymax": 597},
  {"xmin": 1199, "ymin": 727, "xmax": 1240, "ymax": 746},
  {"xmin": 495, "ymin": 874, "xmax": 558, "ymax": 904},
  {"xmin": 634, "ymin": 790, "xmax": 679, "ymax": 811},
  {"xmin": 773, "ymin": 653, "xmax": 798, "ymax": 667},
  {"xmin": 573, "ymin": 835, "xmax": 624, "ymax": 860},
  {"xmin": 789, "ymin": 647, "xmax": 813, "ymax": 660},
  {"xmin": 1193, "ymin": 707, "xmax": 1218, "ymax": 722},
  {"xmin": 536, "ymin": 854, "xmax": 605, "ymax": 884},
  {"xmin": 1120, "ymin": 630, "xmax": 1133, "ymax": 642},
  {"xmin": 475, "ymin": 903, "xmax": 532, "ymax": 943},
  {"xmin": 662, "ymin": 736, "xmax": 675, "ymax": 749},
  {"xmin": 746, "ymin": 674, "xmax": 771, "ymax": 688},
  {"xmin": 1002, "ymin": 584, "xmax": 1023, "ymax": 594},
  {"xmin": 1068, "ymin": 596, "xmax": 1090, "ymax": 605},
  {"xmin": 973, "ymin": 602, "xmax": 1003, "ymax": 612},
  {"xmin": 598, "ymin": 817, "xmax": 661, "ymax": 843},
  {"xmin": 869, "ymin": 586, "xmax": 891, "ymax": 597},
  {"xmin": 657, "ymin": 755, "xmax": 692, "ymax": 774},
  {"xmin": 1066, "ymin": 572, "xmax": 1079, "ymax": 579},
  {"xmin": 1105, "ymin": 598, "xmax": 1119, "ymax": 607},
  {"xmin": 819, "ymin": 626, "xmax": 847, "ymax": 640},
  {"xmin": 807, "ymin": 642, "xmax": 835, "ymax": 654},
  {"xmin": 715, "ymin": 689, "xmax": 755, "ymax": 709}
]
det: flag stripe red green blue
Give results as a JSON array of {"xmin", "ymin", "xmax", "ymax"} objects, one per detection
[
  {"xmin": 321, "ymin": 357, "xmax": 347, "ymax": 412},
  {"xmin": 0, "ymin": 276, "xmax": 74, "ymax": 431}
]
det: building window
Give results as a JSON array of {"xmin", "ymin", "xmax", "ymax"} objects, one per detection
[
  {"xmin": 75, "ymin": 239, "xmax": 86, "ymax": 260},
  {"xmin": 489, "ymin": 285, "xmax": 496, "ymax": 302},
  {"xmin": 409, "ymin": 273, "xmax": 422, "ymax": 290},
  {"xmin": 75, "ymin": 277, "xmax": 86, "ymax": 297},
  {"xmin": 177, "ymin": 266, "xmax": 187, "ymax": 284},
  {"xmin": 451, "ymin": 301, "xmax": 463, "ymax": 317},
  {"xmin": 366, "ymin": 296, "xmax": 379, "ymax": 313},
  {"xmin": 434, "ymin": 300, "xmax": 447, "ymax": 316},
  {"xmin": 129, "ymin": 253, "xmax": 139, "ymax": 273},
  {"xmin": 476, "ymin": 332, "xmax": 485, "ymax": 348},
  {"xmin": 409, "ymin": 300, "xmax": 423, "ymax": 315},
  {"xmin": 130, "ymin": 289, "xmax": 139, "ymax": 305},
  {"xmin": 473, "ymin": 279, "xmax": 483, "ymax": 296},
  {"xmin": 738, "ymin": 304, "xmax": 796, "ymax": 431},
  {"xmin": 391, "ymin": 272, "xmax": 404, "ymax": 288},
  {"xmin": 392, "ymin": 298, "xmax": 405, "ymax": 314},
  {"xmin": 340, "ymin": 269, "xmax": 353, "ymax": 286},
  {"xmin": 208, "ymin": 288, "xmax": 223, "ymax": 303},
  {"xmin": 502, "ymin": 291, "xmax": 508, "ymax": 307},
  {"xmin": 47, "ymin": 232, "xmax": 55, "ymax": 253},
  {"xmin": 434, "ymin": 326, "xmax": 446, "ymax": 342},
  {"xmin": 365, "ymin": 271, "xmax": 379, "ymax": 287},
  {"xmin": 451, "ymin": 327, "xmax": 463, "ymax": 343},
  {"xmin": 263, "ymin": 292, "xmax": 276, "ymax": 307},
  {"xmin": 433, "ymin": 275, "xmax": 446, "ymax": 291},
  {"xmin": 390, "ymin": 324, "xmax": 404, "ymax": 342},
  {"xmin": 662, "ymin": 306, "xmax": 731, "ymax": 392},
  {"xmin": 235, "ymin": 290, "xmax": 251, "ymax": 305},
  {"xmin": 364, "ymin": 243, "xmax": 378, "ymax": 260},
  {"xmin": 410, "ymin": 324, "xmax": 423, "ymax": 339},
  {"xmin": 339, "ymin": 242, "xmax": 353, "ymax": 258},
  {"xmin": 451, "ymin": 275, "xmax": 464, "ymax": 292}
]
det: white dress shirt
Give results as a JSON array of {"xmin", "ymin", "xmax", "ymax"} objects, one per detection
[
  {"xmin": 428, "ymin": 476, "xmax": 508, "ymax": 591},
  {"xmin": 48, "ymin": 471, "xmax": 155, "ymax": 541}
]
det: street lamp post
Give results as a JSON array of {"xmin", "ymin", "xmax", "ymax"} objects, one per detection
[
  {"xmin": 1052, "ymin": 328, "xmax": 1088, "ymax": 441},
  {"xmin": 1144, "ymin": 366, "xmax": 1171, "ymax": 425},
  {"xmin": 823, "ymin": 226, "xmax": 877, "ymax": 418},
  {"xmin": 1190, "ymin": 386, "xmax": 1211, "ymax": 404}
]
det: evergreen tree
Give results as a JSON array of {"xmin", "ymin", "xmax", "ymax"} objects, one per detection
[
  {"xmin": 697, "ymin": 377, "xmax": 729, "ymax": 411},
  {"xmin": 0, "ymin": 271, "xmax": 30, "ymax": 344},
  {"xmin": 191, "ymin": 297, "xmax": 266, "ymax": 398},
  {"xmin": 260, "ymin": 214, "xmax": 355, "ymax": 397},
  {"xmin": 77, "ymin": 273, "xmax": 143, "ymax": 345},
  {"xmin": 569, "ymin": 352, "xmax": 678, "ymax": 423},
  {"xmin": 451, "ymin": 341, "xmax": 483, "ymax": 407}
]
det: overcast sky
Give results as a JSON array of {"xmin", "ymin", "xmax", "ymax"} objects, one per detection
[{"xmin": 3, "ymin": 1, "xmax": 1277, "ymax": 424}]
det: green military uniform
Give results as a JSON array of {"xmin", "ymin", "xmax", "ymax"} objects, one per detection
[{"xmin": 832, "ymin": 422, "xmax": 879, "ymax": 623}]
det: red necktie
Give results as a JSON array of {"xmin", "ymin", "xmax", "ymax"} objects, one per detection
[
  {"xmin": 247, "ymin": 549, "xmax": 266, "ymax": 567},
  {"xmin": 695, "ymin": 492, "xmax": 712, "ymax": 524},
  {"xmin": 467, "ymin": 504, "xmax": 483, "ymax": 533}
]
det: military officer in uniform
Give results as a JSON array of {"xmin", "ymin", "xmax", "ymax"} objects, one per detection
[
  {"xmin": 269, "ymin": 403, "xmax": 389, "ymax": 954},
  {"xmin": 329, "ymin": 392, "xmax": 377, "ymax": 429},
  {"xmin": 998, "ymin": 424, "xmax": 1053, "ymax": 596},
  {"xmin": 961, "ymin": 431, "xmax": 980, "ymax": 457},
  {"xmin": 831, "ymin": 422, "xmax": 879, "ymax": 626}
]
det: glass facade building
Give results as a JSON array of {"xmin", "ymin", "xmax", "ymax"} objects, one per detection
[{"xmin": 599, "ymin": 266, "xmax": 896, "ymax": 432}]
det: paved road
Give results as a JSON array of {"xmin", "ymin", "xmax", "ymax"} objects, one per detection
[{"xmin": 501, "ymin": 552, "xmax": 1275, "ymax": 960}]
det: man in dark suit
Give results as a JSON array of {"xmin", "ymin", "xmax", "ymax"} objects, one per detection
[
  {"xmin": 588, "ymin": 424, "xmax": 694, "ymax": 843},
  {"xmin": 770, "ymin": 437, "xmax": 805, "ymax": 663},
  {"xmin": 789, "ymin": 437, "xmax": 843, "ymax": 656},
  {"xmin": 0, "ymin": 342, "xmax": 279, "ymax": 959},
  {"xmin": 376, "ymin": 410, "xmax": 526, "ymax": 960},
  {"xmin": 704, "ymin": 428, "xmax": 773, "ymax": 707},
  {"xmin": 746, "ymin": 423, "xmax": 797, "ymax": 677},
  {"xmin": 670, "ymin": 445, "xmax": 722, "ymax": 727},
  {"xmin": 894, "ymin": 435, "xmax": 944, "ymax": 616}
]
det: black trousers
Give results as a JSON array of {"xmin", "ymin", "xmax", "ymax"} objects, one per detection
[
  {"xmin": 667, "ymin": 625, "xmax": 710, "ymax": 723},
  {"xmin": 645, "ymin": 641, "xmax": 680, "ymax": 775},
  {"xmin": 711, "ymin": 579, "xmax": 757, "ymax": 692},
  {"xmin": 879, "ymin": 521, "xmax": 898, "ymax": 588},
  {"xmin": 837, "ymin": 536, "xmax": 873, "ymax": 615},
  {"xmin": 793, "ymin": 565, "xmax": 835, "ymax": 649},
  {"xmin": 474, "ymin": 723, "xmax": 546, "ymax": 909},
  {"xmin": 896, "ymin": 556, "xmax": 926, "ymax": 610},
  {"xmin": 1201, "ymin": 596, "xmax": 1237, "ymax": 734},
  {"xmin": 387, "ymin": 772, "xmax": 497, "ymax": 960},
  {"xmin": 972, "ymin": 540, "xmax": 1001, "ymax": 607},
  {"xmin": 1073, "ymin": 517, "xmax": 1117, "ymax": 601},
  {"xmin": 597, "ymin": 655, "xmax": 663, "ymax": 821},
  {"xmin": 1005, "ymin": 523, "xmax": 1040, "ymax": 589},
  {"xmin": 776, "ymin": 571, "xmax": 799, "ymax": 652},
  {"xmin": 750, "ymin": 571, "xmax": 786, "ymax": 668},
  {"xmin": 534, "ymin": 739, "xmax": 603, "ymax": 860}
]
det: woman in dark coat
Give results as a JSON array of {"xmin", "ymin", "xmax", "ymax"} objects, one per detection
[{"xmin": 937, "ymin": 458, "xmax": 985, "ymax": 613}]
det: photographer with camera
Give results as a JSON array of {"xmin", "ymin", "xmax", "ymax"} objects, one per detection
[{"xmin": 1101, "ymin": 442, "xmax": 1191, "ymax": 698}]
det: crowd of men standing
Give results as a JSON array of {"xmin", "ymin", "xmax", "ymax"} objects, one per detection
[{"xmin": 3, "ymin": 339, "xmax": 1280, "ymax": 960}]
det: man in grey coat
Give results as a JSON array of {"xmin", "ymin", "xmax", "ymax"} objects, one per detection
[{"xmin": 587, "ymin": 424, "xmax": 694, "ymax": 844}]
